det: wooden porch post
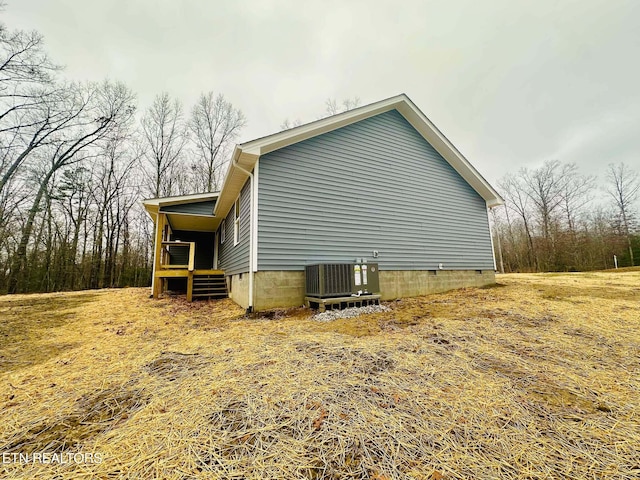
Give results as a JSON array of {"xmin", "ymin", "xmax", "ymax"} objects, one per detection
[
  {"xmin": 186, "ymin": 241, "xmax": 195, "ymax": 302},
  {"xmin": 152, "ymin": 212, "xmax": 165, "ymax": 299},
  {"xmin": 186, "ymin": 273, "xmax": 193, "ymax": 302}
]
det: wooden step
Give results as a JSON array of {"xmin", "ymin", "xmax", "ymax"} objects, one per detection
[{"xmin": 189, "ymin": 274, "xmax": 228, "ymax": 300}]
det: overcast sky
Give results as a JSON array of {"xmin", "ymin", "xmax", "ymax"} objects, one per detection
[{"xmin": 3, "ymin": 0, "xmax": 639, "ymax": 187}]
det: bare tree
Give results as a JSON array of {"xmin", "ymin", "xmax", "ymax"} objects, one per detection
[
  {"xmin": 0, "ymin": 27, "xmax": 58, "ymax": 108},
  {"xmin": 54, "ymin": 165, "xmax": 92, "ymax": 288},
  {"xmin": 280, "ymin": 96, "xmax": 361, "ymax": 132},
  {"xmin": 561, "ymin": 165, "xmax": 596, "ymax": 233},
  {"xmin": 141, "ymin": 92, "xmax": 188, "ymax": 197},
  {"xmin": 520, "ymin": 161, "xmax": 566, "ymax": 241},
  {"xmin": 498, "ymin": 161, "xmax": 596, "ymax": 271},
  {"xmin": 280, "ymin": 118, "xmax": 302, "ymax": 131},
  {"xmin": 606, "ymin": 162, "xmax": 640, "ymax": 266},
  {"xmin": 325, "ymin": 96, "xmax": 360, "ymax": 116},
  {"xmin": 490, "ymin": 208, "xmax": 505, "ymax": 273},
  {"xmin": 7, "ymin": 80, "xmax": 135, "ymax": 293},
  {"xmin": 515, "ymin": 160, "xmax": 587, "ymax": 270},
  {"xmin": 325, "ymin": 98, "xmax": 340, "ymax": 116},
  {"xmin": 341, "ymin": 96, "xmax": 360, "ymax": 111},
  {"xmin": 557, "ymin": 165, "xmax": 596, "ymax": 269},
  {"xmin": 0, "ymin": 86, "xmax": 84, "ymax": 194},
  {"xmin": 0, "ymin": 17, "xmax": 153, "ymax": 293},
  {"xmin": 189, "ymin": 92, "xmax": 245, "ymax": 192},
  {"xmin": 86, "ymin": 109, "xmax": 141, "ymax": 288},
  {"xmin": 498, "ymin": 174, "xmax": 537, "ymax": 270},
  {"xmin": 0, "ymin": 24, "xmax": 61, "ymax": 194}
]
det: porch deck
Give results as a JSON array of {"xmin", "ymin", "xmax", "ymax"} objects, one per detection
[
  {"xmin": 151, "ymin": 216, "xmax": 226, "ymax": 301},
  {"xmin": 152, "ymin": 240, "xmax": 225, "ymax": 301},
  {"xmin": 155, "ymin": 269, "xmax": 224, "ymax": 278}
]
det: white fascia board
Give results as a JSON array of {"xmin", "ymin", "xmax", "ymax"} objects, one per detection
[
  {"xmin": 143, "ymin": 203, "xmax": 159, "ymax": 218},
  {"xmin": 215, "ymin": 93, "xmax": 504, "ymax": 214},
  {"xmin": 240, "ymin": 94, "xmax": 407, "ymax": 157},
  {"xmin": 143, "ymin": 192, "xmax": 219, "ymax": 208},
  {"xmin": 213, "ymin": 96, "xmax": 407, "ymax": 219},
  {"xmin": 144, "ymin": 192, "xmax": 220, "ymax": 222},
  {"xmin": 395, "ymin": 100, "xmax": 504, "ymax": 207},
  {"xmin": 142, "ymin": 192, "xmax": 220, "ymax": 222},
  {"xmin": 213, "ymin": 151, "xmax": 259, "ymax": 219}
]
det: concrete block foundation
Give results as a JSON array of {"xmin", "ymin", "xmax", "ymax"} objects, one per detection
[
  {"xmin": 379, "ymin": 270, "xmax": 496, "ymax": 300},
  {"xmin": 253, "ymin": 271, "xmax": 305, "ymax": 311},
  {"xmin": 228, "ymin": 269, "xmax": 496, "ymax": 311},
  {"xmin": 228, "ymin": 272, "xmax": 250, "ymax": 309}
]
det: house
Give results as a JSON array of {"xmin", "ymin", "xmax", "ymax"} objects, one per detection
[{"xmin": 143, "ymin": 94, "xmax": 503, "ymax": 312}]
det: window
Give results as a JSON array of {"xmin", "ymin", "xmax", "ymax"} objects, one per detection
[
  {"xmin": 220, "ymin": 221, "xmax": 226, "ymax": 244},
  {"xmin": 233, "ymin": 197, "xmax": 240, "ymax": 246}
]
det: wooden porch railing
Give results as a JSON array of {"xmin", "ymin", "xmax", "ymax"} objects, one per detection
[
  {"xmin": 152, "ymin": 213, "xmax": 222, "ymax": 301},
  {"xmin": 159, "ymin": 241, "xmax": 196, "ymax": 271},
  {"xmin": 157, "ymin": 241, "xmax": 196, "ymax": 300}
]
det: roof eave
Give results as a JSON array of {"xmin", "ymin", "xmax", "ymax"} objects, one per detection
[
  {"xmin": 394, "ymin": 98, "xmax": 504, "ymax": 208},
  {"xmin": 214, "ymin": 93, "xmax": 504, "ymax": 215},
  {"xmin": 212, "ymin": 148, "xmax": 259, "ymax": 220},
  {"xmin": 240, "ymin": 94, "xmax": 409, "ymax": 157},
  {"xmin": 144, "ymin": 192, "xmax": 219, "ymax": 207},
  {"xmin": 143, "ymin": 192, "xmax": 221, "ymax": 222}
]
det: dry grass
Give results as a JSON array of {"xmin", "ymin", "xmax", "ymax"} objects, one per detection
[{"xmin": 1, "ymin": 270, "xmax": 639, "ymax": 479}]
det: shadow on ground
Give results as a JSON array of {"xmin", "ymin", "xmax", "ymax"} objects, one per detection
[{"xmin": 0, "ymin": 293, "xmax": 99, "ymax": 372}]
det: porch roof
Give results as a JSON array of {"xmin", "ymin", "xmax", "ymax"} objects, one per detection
[{"xmin": 143, "ymin": 192, "xmax": 219, "ymax": 232}]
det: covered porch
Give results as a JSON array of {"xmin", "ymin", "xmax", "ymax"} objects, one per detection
[{"xmin": 143, "ymin": 193, "xmax": 226, "ymax": 301}]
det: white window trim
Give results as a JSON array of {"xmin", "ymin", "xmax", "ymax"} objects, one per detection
[
  {"xmin": 220, "ymin": 220, "xmax": 226, "ymax": 244},
  {"xmin": 233, "ymin": 197, "xmax": 240, "ymax": 246}
]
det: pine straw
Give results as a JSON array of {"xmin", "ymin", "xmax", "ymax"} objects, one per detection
[{"xmin": 1, "ymin": 270, "xmax": 639, "ymax": 479}]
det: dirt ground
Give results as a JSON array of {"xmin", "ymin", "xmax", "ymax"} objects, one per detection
[{"xmin": 0, "ymin": 270, "xmax": 638, "ymax": 479}]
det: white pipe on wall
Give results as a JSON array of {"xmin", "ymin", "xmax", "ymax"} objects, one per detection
[{"xmin": 232, "ymin": 159, "xmax": 256, "ymax": 313}]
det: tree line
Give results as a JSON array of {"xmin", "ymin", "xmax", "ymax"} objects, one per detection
[
  {"xmin": 493, "ymin": 160, "xmax": 639, "ymax": 273},
  {"xmin": 0, "ymin": 19, "xmax": 245, "ymax": 294},
  {"xmin": 1, "ymin": 15, "xmax": 638, "ymax": 295}
]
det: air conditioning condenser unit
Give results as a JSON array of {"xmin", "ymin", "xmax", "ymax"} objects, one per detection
[{"xmin": 305, "ymin": 263, "xmax": 380, "ymax": 298}]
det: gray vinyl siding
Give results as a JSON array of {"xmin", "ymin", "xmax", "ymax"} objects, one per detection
[
  {"xmin": 217, "ymin": 181, "xmax": 251, "ymax": 275},
  {"xmin": 257, "ymin": 109, "xmax": 494, "ymax": 271},
  {"xmin": 160, "ymin": 200, "xmax": 216, "ymax": 216}
]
